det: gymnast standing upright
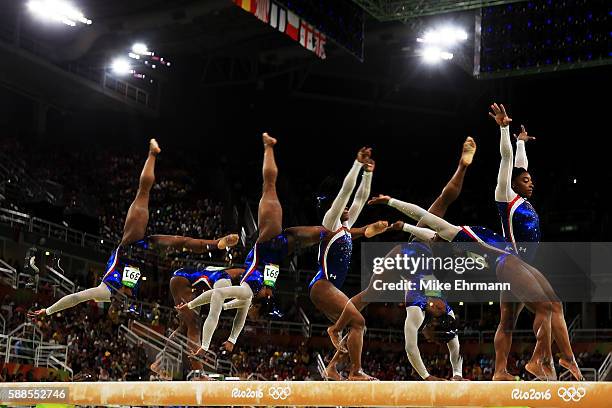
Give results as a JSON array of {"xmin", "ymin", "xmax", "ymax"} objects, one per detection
[{"xmin": 488, "ymin": 103, "xmax": 581, "ymax": 381}]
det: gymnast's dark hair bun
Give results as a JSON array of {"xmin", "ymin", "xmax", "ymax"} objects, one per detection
[
  {"xmin": 424, "ymin": 314, "xmax": 457, "ymax": 343},
  {"xmin": 511, "ymin": 167, "xmax": 529, "ymax": 182}
]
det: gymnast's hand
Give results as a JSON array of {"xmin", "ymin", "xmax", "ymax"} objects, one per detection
[
  {"xmin": 367, "ymin": 194, "xmax": 391, "ymax": 205},
  {"xmin": 175, "ymin": 302, "xmax": 189, "ymax": 311},
  {"xmin": 387, "ymin": 220, "xmax": 404, "ymax": 231},
  {"xmin": 425, "ymin": 375, "xmax": 447, "ymax": 381},
  {"xmin": 488, "ymin": 102, "xmax": 512, "ymax": 127},
  {"xmin": 513, "ymin": 124, "xmax": 536, "ymax": 143},
  {"xmin": 27, "ymin": 309, "xmax": 47, "ymax": 319},
  {"xmin": 356, "ymin": 147, "xmax": 372, "ymax": 163}
]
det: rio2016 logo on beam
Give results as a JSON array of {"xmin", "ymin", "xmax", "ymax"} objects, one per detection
[
  {"xmin": 511, "ymin": 388, "xmax": 551, "ymax": 401},
  {"xmin": 230, "ymin": 387, "xmax": 263, "ymax": 399}
]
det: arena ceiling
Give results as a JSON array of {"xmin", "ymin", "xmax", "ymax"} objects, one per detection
[
  {"xmin": 8, "ymin": 0, "xmax": 604, "ymax": 122},
  {"xmin": 351, "ymin": 0, "xmax": 528, "ymax": 21}
]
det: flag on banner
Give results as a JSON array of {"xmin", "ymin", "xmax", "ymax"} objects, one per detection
[
  {"xmin": 269, "ymin": 3, "xmax": 286, "ymax": 34},
  {"xmin": 314, "ymin": 31, "xmax": 326, "ymax": 59},
  {"xmin": 278, "ymin": 7, "xmax": 286, "ymax": 33},
  {"xmin": 299, "ymin": 21, "xmax": 315, "ymax": 51},
  {"xmin": 255, "ymin": 0, "xmax": 270, "ymax": 23},
  {"xmin": 269, "ymin": 3, "xmax": 277, "ymax": 28},
  {"xmin": 234, "ymin": 0, "xmax": 255, "ymax": 12},
  {"xmin": 234, "ymin": 0, "xmax": 327, "ymax": 60},
  {"xmin": 285, "ymin": 10, "xmax": 300, "ymax": 41}
]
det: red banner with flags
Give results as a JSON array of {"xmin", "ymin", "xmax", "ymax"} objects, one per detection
[{"xmin": 233, "ymin": 0, "xmax": 327, "ymax": 59}]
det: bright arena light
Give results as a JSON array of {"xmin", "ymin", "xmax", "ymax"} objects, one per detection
[
  {"xmin": 132, "ymin": 43, "xmax": 150, "ymax": 55},
  {"xmin": 421, "ymin": 47, "xmax": 454, "ymax": 64},
  {"xmin": 27, "ymin": 0, "xmax": 92, "ymax": 27},
  {"xmin": 111, "ymin": 58, "xmax": 133, "ymax": 75},
  {"xmin": 417, "ymin": 26, "xmax": 463, "ymax": 64},
  {"xmin": 417, "ymin": 26, "xmax": 468, "ymax": 46}
]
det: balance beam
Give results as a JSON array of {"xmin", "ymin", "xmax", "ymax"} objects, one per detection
[{"xmin": 0, "ymin": 381, "xmax": 605, "ymax": 406}]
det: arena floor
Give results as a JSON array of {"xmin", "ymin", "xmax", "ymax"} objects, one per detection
[{"xmin": 0, "ymin": 380, "xmax": 604, "ymax": 406}]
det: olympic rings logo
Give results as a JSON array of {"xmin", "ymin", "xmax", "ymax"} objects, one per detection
[
  {"xmin": 557, "ymin": 386, "xmax": 586, "ymax": 402},
  {"xmin": 268, "ymin": 386, "xmax": 291, "ymax": 400}
]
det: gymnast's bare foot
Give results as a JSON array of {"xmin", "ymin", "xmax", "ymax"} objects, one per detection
[
  {"xmin": 492, "ymin": 370, "xmax": 517, "ymax": 381},
  {"xmin": 192, "ymin": 374, "xmax": 212, "ymax": 381},
  {"xmin": 364, "ymin": 220, "xmax": 389, "ymax": 238},
  {"xmin": 149, "ymin": 359, "xmax": 161, "ymax": 374},
  {"xmin": 218, "ymin": 234, "xmax": 239, "ymax": 250},
  {"xmin": 349, "ymin": 369, "xmax": 378, "ymax": 381},
  {"xmin": 150, "ymin": 360, "xmax": 172, "ymax": 380},
  {"xmin": 189, "ymin": 347, "xmax": 210, "ymax": 360},
  {"xmin": 560, "ymin": 356, "xmax": 584, "ymax": 381},
  {"xmin": 461, "ymin": 136, "xmax": 476, "ymax": 167},
  {"xmin": 149, "ymin": 138, "xmax": 161, "ymax": 155},
  {"xmin": 525, "ymin": 359, "xmax": 549, "ymax": 381},
  {"xmin": 262, "ymin": 132, "xmax": 277, "ymax": 147},
  {"xmin": 323, "ymin": 365, "xmax": 345, "ymax": 381}
]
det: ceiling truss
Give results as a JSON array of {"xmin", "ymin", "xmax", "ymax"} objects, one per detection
[{"xmin": 351, "ymin": 0, "xmax": 528, "ymax": 21}]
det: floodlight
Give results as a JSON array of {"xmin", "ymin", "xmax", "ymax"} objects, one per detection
[{"xmin": 27, "ymin": 0, "xmax": 92, "ymax": 26}]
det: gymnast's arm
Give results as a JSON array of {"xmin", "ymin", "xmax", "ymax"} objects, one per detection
[
  {"xmin": 391, "ymin": 220, "xmax": 436, "ymax": 241},
  {"xmin": 513, "ymin": 124, "xmax": 535, "ymax": 170},
  {"xmin": 489, "ymin": 103, "xmax": 515, "ymax": 202},
  {"xmin": 346, "ymin": 160, "xmax": 373, "ymax": 228},
  {"xmin": 322, "ymin": 148, "xmax": 370, "ymax": 231},
  {"xmin": 149, "ymin": 233, "xmax": 239, "ymax": 253},
  {"xmin": 405, "ymin": 306, "xmax": 436, "ymax": 380}
]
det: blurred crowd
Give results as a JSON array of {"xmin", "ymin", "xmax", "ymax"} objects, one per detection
[
  {"xmin": 0, "ymin": 137, "xmax": 609, "ymax": 385},
  {"xmin": 232, "ymin": 340, "xmax": 608, "ymax": 382},
  {"xmin": 1, "ymin": 292, "xmax": 609, "ymax": 383},
  {"xmin": 2, "ymin": 297, "xmax": 149, "ymax": 381},
  {"xmin": 1, "ymin": 137, "xmax": 228, "ymax": 246},
  {"xmin": 231, "ymin": 343, "xmax": 315, "ymax": 380},
  {"xmin": 95, "ymin": 155, "xmax": 225, "ymax": 243}
]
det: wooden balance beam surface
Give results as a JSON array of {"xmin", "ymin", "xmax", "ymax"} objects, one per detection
[{"xmin": 0, "ymin": 381, "xmax": 607, "ymax": 407}]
